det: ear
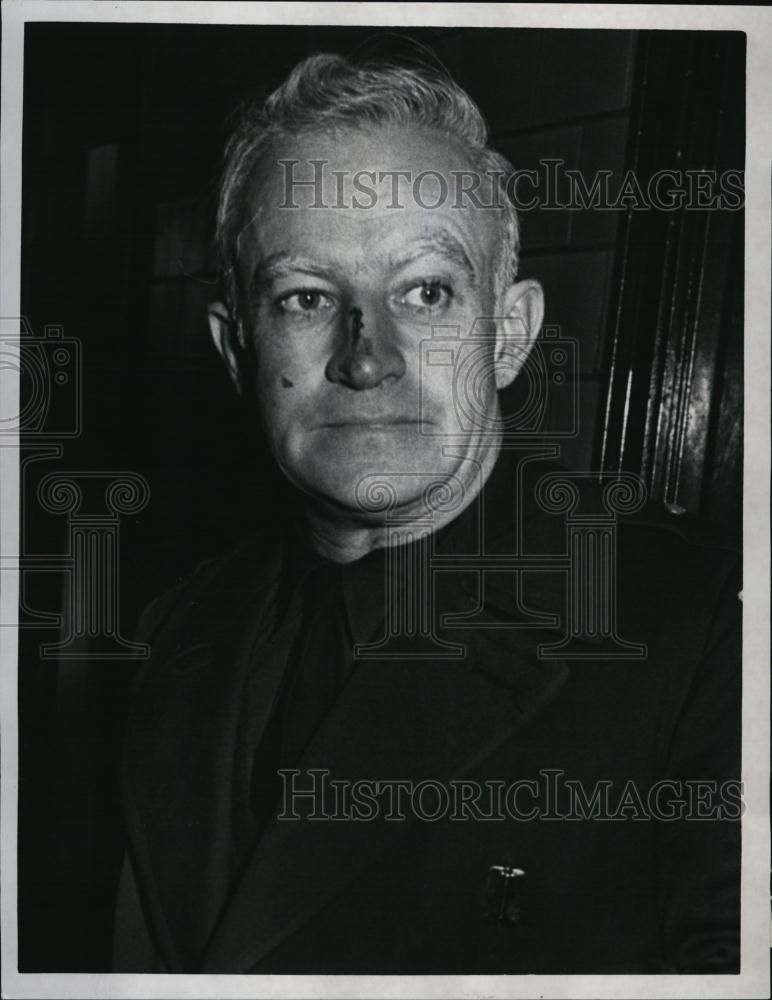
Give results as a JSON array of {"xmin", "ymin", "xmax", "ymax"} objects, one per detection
[
  {"xmin": 208, "ymin": 302, "xmax": 245, "ymax": 393},
  {"xmin": 494, "ymin": 279, "xmax": 545, "ymax": 390}
]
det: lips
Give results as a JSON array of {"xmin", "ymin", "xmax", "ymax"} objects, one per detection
[{"xmin": 319, "ymin": 418, "xmax": 420, "ymax": 428}]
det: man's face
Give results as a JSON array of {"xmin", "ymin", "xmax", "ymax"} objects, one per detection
[{"xmin": 210, "ymin": 125, "xmax": 542, "ymax": 520}]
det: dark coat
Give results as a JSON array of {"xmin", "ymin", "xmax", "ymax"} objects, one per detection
[{"xmin": 114, "ymin": 461, "xmax": 741, "ymax": 975}]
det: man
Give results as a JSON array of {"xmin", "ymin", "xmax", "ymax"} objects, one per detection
[{"xmin": 114, "ymin": 52, "xmax": 741, "ymax": 974}]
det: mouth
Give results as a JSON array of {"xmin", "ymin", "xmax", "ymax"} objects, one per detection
[{"xmin": 318, "ymin": 418, "xmax": 421, "ymax": 429}]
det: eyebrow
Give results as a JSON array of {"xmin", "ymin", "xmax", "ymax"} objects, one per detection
[
  {"xmin": 390, "ymin": 232, "xmax": 478, "ymax": 287},
  {"xmin": 249, "ymin": 231, "xmax": 479, "ymax": 296},
  {"xmin": 250, "ymin": 253, "xmax": 335, "ymax": 295}
]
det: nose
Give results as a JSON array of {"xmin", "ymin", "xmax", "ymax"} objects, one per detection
[{"xmin": 325, "ymin": 306, "xmax": 406, "ymax": 390}]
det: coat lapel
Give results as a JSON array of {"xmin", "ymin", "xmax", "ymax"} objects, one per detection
[
  {"xmin": 201, "ymin": 583, "xmax": 568, "ymax": 972},
  {"xmin": 121, "ymin": 539, "xmax": 287, "ymax": 971}
]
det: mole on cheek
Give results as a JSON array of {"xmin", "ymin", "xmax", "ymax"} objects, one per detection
[{"xmin": 281, "ymin": 376, "xmax": 294, "ymax": 388}]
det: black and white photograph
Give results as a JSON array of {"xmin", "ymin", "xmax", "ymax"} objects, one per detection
[{"xmin": 0, "ymin": 2, "xmax": 769, "ymax": 997}]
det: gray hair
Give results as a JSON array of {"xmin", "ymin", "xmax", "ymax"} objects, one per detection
[{"xmin": 214, "ymin": 52, "xmax": 520, "ymax": 316}]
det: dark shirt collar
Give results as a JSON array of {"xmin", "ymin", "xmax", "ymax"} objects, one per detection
[{"xmin": 273, "ymin": 450, "xmax": 520, "ymax": 642}]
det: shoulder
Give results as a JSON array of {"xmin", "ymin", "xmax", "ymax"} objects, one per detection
[
  {"xmin": 617, "ymin": 502, "xmax": 740, "ymax": 616},
  {"xmin": 613, "ymin": 503, "xmax": 741, "ymax": 735},
  {"xmin": 513, "ymin": 453, "xmax": 740, "ymax": 626},
  {"xmin": 521, "ymin": 467, "xmax": 741, "ymax": 671},
  {"xmin": 133, "ymin": 531, "xmax": 281, "ymax": 649}
]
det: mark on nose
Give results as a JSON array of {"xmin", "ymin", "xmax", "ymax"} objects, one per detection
[
  {"xmin": 349, "ymin": 307, "xmax": 365, "ymax": 342},
  {"xmin": 326, "ymin": 304, "xmax": 405, "ymax": 389},
  {"xmin": 281, "ymin": 375, "xmax": 294, "ymax": 388}
]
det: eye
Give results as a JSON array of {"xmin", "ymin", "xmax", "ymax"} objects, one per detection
[
  {"xmin": 276, "ymin": 290, "xmax": 334, "ymax": 315},
  {"xmin": 400, "ymin": 280, "xmax": 453, "ymax": 311}
]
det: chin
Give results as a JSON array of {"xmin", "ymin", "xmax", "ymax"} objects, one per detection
[
  {"xmin": 294, "ymin": 458, "xmax": 470, "ymax": 522},
  {"xmin": 280, "ymin": 428, "xmax": 472, "ymax": 512}
]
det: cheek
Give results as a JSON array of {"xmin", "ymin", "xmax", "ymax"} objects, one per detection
[
  {"xmin": 255, "ymin": 371, "xmax": 301, "ymax": 427},
  {"xmin": 252, "ymin": 330, "xmax": 313, "ymax": 404},
  {"xmin": 420, "ymin": 336, "xmax": 498, "ymax": 424},
  {"xmin": 420, "ymin": 363, "xmax": 456, "ymax": 418},
  {"xmin": 252, "ymin": 362, "xmax": 321, "ymax": 465}
]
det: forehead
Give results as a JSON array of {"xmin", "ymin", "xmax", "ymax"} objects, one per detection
[{"xmin": 234, "ymin": 125, "xmax": 502, "ymax": 270}]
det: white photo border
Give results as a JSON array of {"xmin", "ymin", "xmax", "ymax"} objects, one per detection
[{"xmin": 1, "ymin": 3, "xmax": 769, "ymax": 998}]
